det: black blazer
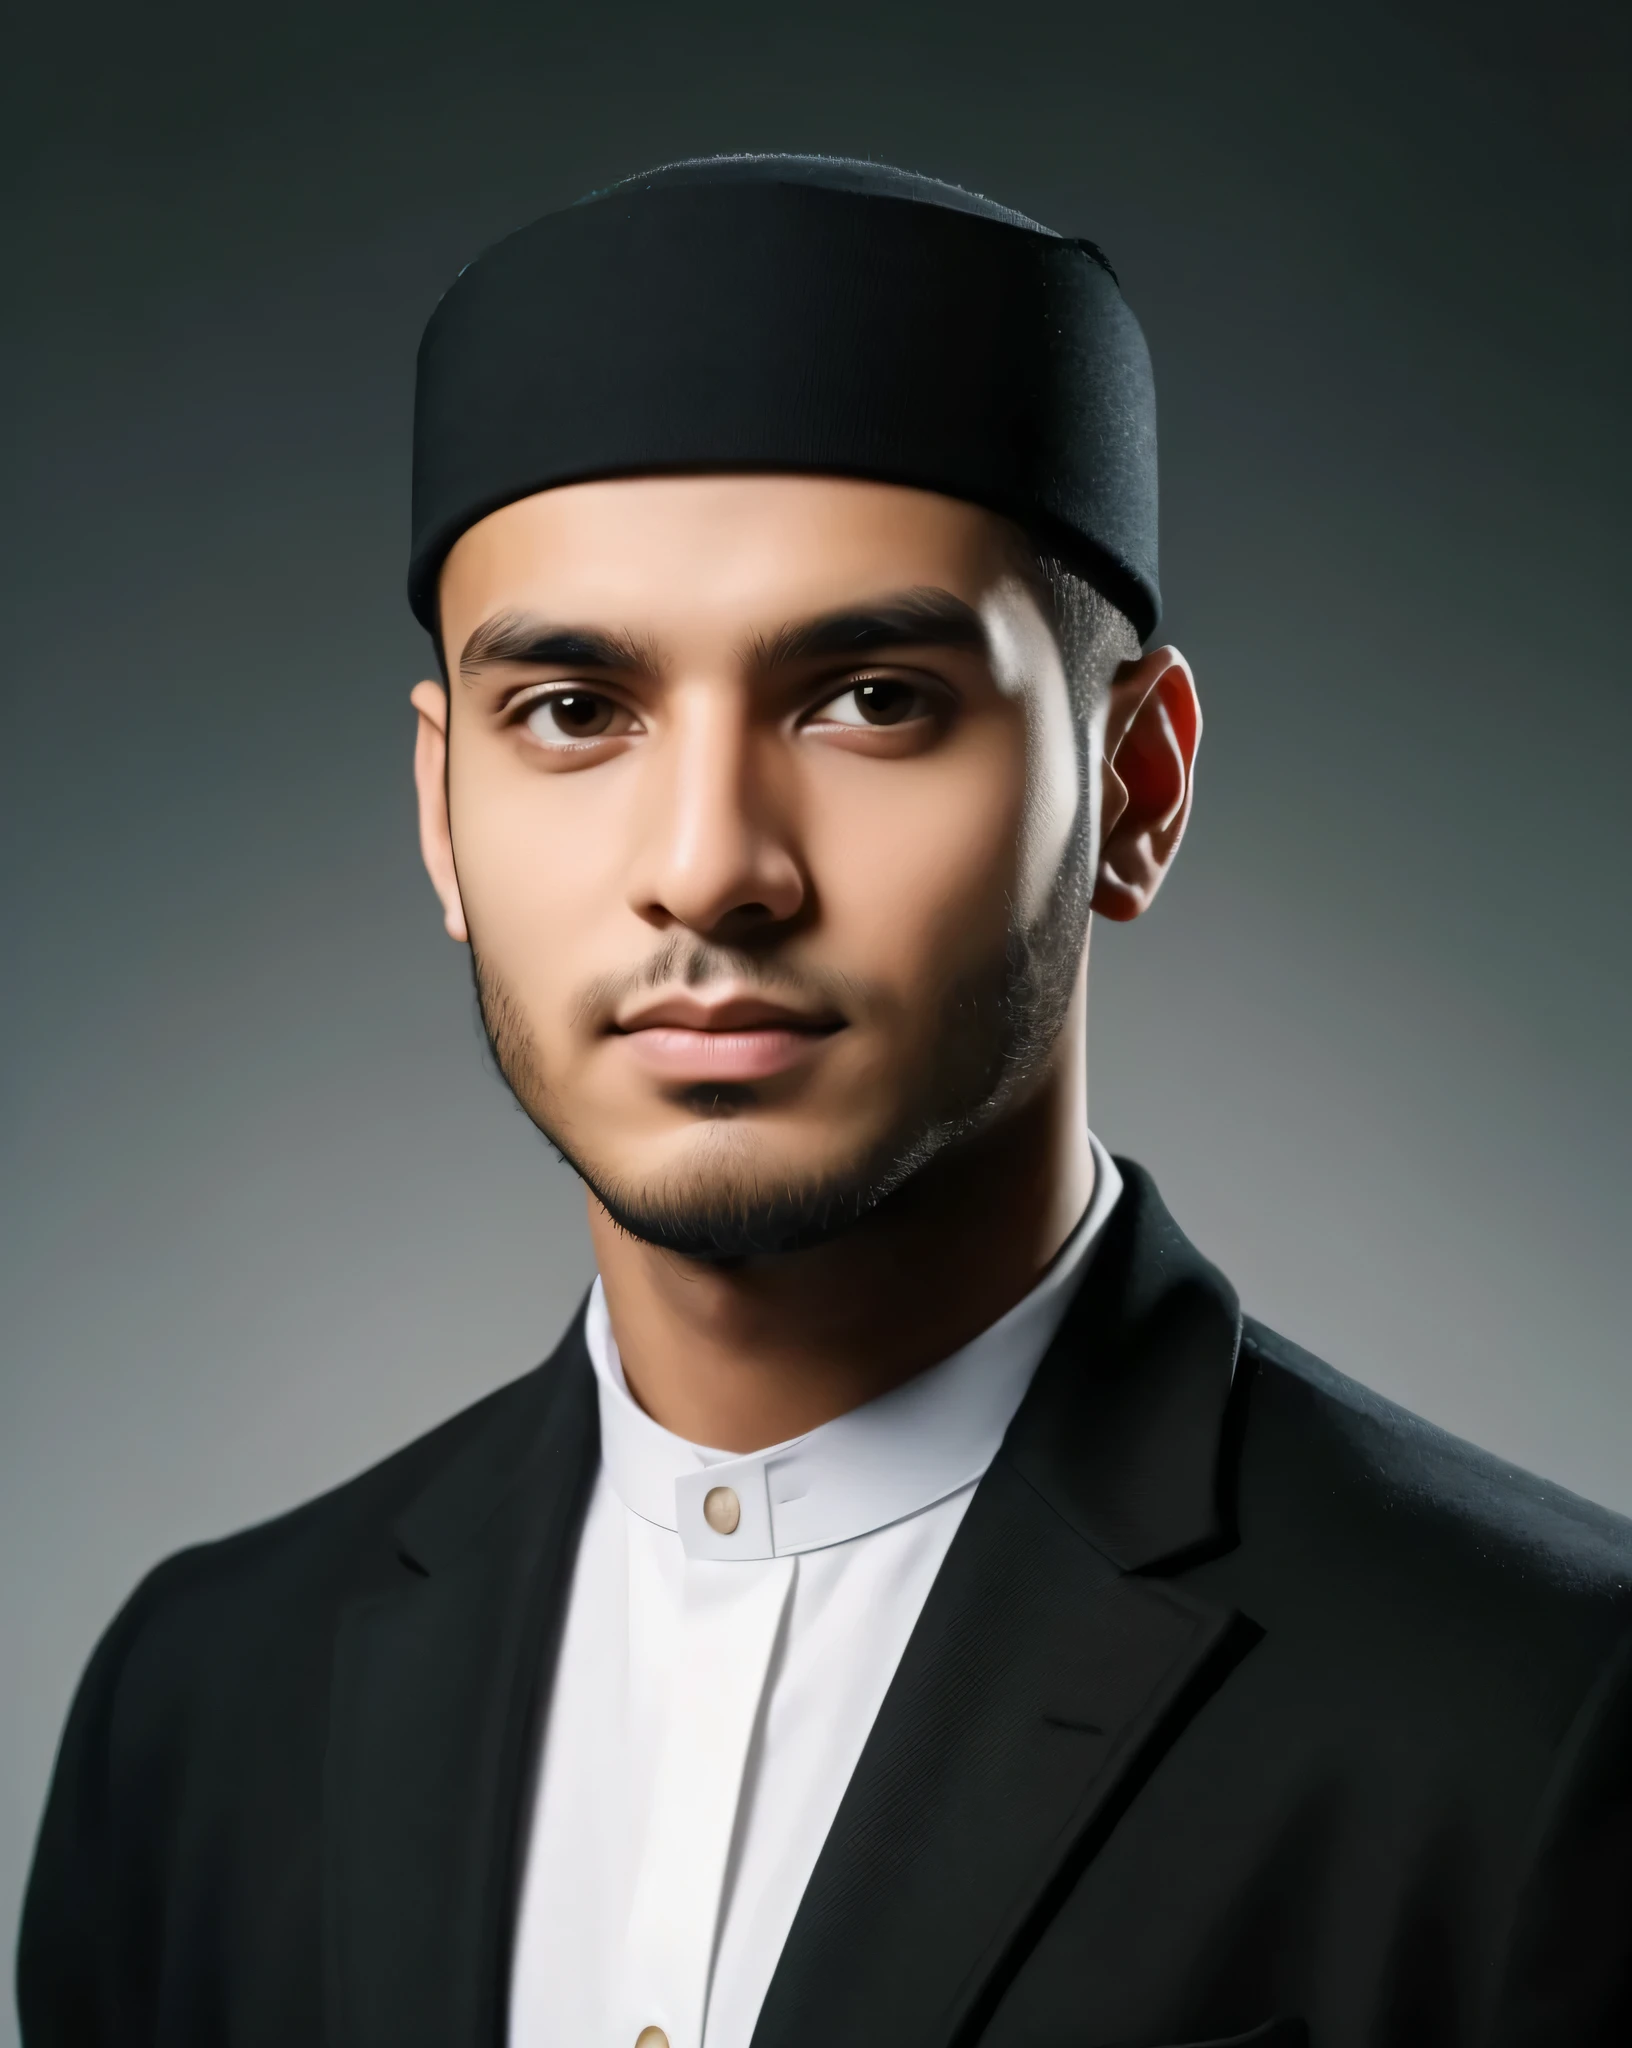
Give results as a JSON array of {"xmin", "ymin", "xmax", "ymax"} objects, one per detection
[{"xmin": 17, "ymin": 1164, "xmax": 1632, "ymax": 2047}]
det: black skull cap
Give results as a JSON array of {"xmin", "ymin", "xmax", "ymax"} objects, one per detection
[{"xmin": 409, "ymin": 154, "xmax": 1160, "ymax": 640}]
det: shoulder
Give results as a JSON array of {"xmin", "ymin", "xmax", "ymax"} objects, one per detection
[
  {"xmin": 1233, "ymin": 1316, "xmax": 1632, "ymax": 1679},
  {"xmin": 17, "ymin": 1317, "xmax": 592, "ymax": 2038},
  {"xmin": 86, "ymin": 1318, "xmax": 593, "ymax": 1735},
  {"xmin": 1240, "ymin": 1317, "xmax": 1632, "ymax": 1590}
]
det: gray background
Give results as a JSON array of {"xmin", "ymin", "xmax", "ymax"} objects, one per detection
[{"xmin": 3, "ymin": 0, "xmax": 1627, "ymax": 2015}]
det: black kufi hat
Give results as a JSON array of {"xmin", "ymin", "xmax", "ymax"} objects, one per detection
[{"xmin": 409, "ymin": 155, "xmax": 1160, "ymax": 640}]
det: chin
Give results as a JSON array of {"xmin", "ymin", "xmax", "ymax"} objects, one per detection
[
  {"xmin": 583, "ymin": 1119, "xmax": 896, "ymax": 1261},
  {"xmin": 643, "ymin": 1120, "xmax": 875, "ymax": 1204}
]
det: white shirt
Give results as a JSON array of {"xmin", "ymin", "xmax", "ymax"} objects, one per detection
[{"xmin": 508, "ymin": 1136, "xmax": 1124, "ymax": 2048}]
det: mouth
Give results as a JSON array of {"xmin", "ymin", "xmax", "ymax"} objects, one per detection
[{"xmin": 608, "ymin": 989, "xmax": 845, "ymax": 1084}]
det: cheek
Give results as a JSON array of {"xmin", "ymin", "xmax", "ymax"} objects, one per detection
[
  {"xmin": 802, "ymin": 734, "xmax": 1028, "ymax": 981},
  {"xmin": 1018, "ymin": 679, "xmax": 1083, "ymax": 923},
  {"xmin": 446, "ymin": 748, "xmax": 627, "ymax": 1004}
]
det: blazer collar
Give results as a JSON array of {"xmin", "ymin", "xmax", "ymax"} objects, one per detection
[
  {"xmin": 1004, "ymin": 1155, "xmax": 1244, "ymax": 1572},
  {"xmin": 323, "ymin": 1318, "xmax": 599, "ymax": 2048},
  {"xmin": 752, "ymin": 1159, "xmax": 1253, "ymax": 2048},
  {"xmin": 389, "ymin": 1298, "xmax": 598, "ymax": 1575}
]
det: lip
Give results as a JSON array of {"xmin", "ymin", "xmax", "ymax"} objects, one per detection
[{"xmin": 610, "ymin": 987, "xmax": 844, "ymax": 1083}]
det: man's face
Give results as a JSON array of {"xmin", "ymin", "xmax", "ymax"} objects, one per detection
[{"xmin": 427, "ymin": 474, "xmax": 1093, "ymax": 1256}]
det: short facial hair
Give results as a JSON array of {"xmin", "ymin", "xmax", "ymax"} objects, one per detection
[{"xmin": 469, "ymin": 827, "xmax": 1092, "ymax": 1262}]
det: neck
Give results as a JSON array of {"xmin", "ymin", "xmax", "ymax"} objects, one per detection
[{"xmin": 589, "ymin": 986, "xmax": 1094, "ymax": 1453}]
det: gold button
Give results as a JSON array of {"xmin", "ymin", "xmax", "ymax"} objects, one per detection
[
  {"xmin": 702, "ymin": 1485, "xmax": 741, "ymax": 1535},
  {"xmin": 635, "ymin": 2031, "xmax": 669, "ymax": 2048}
]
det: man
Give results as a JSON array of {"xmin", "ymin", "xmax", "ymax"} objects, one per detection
[{"xmin": 17, "ymin": 155, "xmax": 1632, "ymax": 2048}]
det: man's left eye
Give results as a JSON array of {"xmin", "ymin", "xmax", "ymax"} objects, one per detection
[{"xmin": 813, "ymin": 680, "xmax": 929, "ymax": 728}]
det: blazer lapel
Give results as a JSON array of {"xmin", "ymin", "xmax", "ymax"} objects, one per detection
[
  {"xmin": 753, "ymin": 1163, "xmax": 1254, "ymax": 2048},
  {"xmin": 322, "ymin": 1321, "xmax": 599, "ymax": 2048}
]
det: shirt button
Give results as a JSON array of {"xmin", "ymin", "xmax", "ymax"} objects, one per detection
[
  {"xmin": 702, "ymin": 1484, "xmax": 741, "ymax": 1535},
  {"xmin": 635, "ymin": 2031, "xmax": 669, "ymax": 2048}
]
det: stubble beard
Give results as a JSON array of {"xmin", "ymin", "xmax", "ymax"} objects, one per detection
[{"xmin": 469, "ymin": 845, "xmax": 1091, "ymax": 1262}]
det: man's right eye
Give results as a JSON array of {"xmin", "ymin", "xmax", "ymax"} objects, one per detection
[{"xmin": 521, "ymin": 691, "xmax": 636, "ymax": 747}]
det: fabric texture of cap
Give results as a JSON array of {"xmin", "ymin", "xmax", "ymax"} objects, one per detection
[{"xmin": 408, "ymin": 154, "xmax": 1160, "ymax": 640}]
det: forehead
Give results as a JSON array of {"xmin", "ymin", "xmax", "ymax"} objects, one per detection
[{"xmin": 437, "ymin": 474, "xmax": 1023, "ymax": 642}]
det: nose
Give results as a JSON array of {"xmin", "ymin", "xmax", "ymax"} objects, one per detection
[{"xmin": 626, "ymin": 686, "xmax": 807, "ymax": 941}]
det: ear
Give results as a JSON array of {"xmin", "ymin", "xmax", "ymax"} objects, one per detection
[
  {"xmin": 410, "ymin": 680, "xmax": 468, "ymax": 942},
  {"xmin": 1091, "ymin": 645, "xmax": 1202, "ymax": 923}
]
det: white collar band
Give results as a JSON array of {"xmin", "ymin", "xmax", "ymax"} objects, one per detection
[{"xmin": 587, "ymin": 1134, "xmax": 1123, "ymax": 1561}]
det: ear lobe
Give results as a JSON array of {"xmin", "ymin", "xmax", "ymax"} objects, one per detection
[
  {"xmin": 410, "ymin": 680, "xmax": 469, "ymax": 943},
  {"xmin": 1091, "ymin": 648, "xmax": 1201, "ymax": 924}
]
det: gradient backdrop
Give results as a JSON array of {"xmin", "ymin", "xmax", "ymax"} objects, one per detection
[{"xmin": 4, "ymin": 0, "xmax": 1628, "ymax": 2016}]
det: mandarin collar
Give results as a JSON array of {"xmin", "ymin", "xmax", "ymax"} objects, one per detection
[{"xmin": 586, "ymin": 1135, "xmax": 1123, "ymax": 1561}]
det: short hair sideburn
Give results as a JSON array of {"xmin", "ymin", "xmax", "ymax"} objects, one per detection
[{"xmin": 1023, "ymin": 545, "xmax": 1143, "ymax": 721}]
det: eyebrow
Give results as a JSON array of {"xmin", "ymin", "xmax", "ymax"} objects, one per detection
[
  {"xmin": 458, "ymin": 588, "xmax": 991, "ymax": 682},
  {"xmin": 458, "ymin": 611, "xmax": 653, "ymax": 678},
  {"xmin": 750, "ymin": 588, "xmax": 991, "ymax": 669}
]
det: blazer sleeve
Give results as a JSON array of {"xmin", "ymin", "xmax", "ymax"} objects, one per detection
[
  {"xmin": 1493, "ymin": 1622, "xmax": 1632, "ymax": 2046},
  {"xmin": 15, "ymin": 1573, "xmax": 170, "ymax": 2048}
]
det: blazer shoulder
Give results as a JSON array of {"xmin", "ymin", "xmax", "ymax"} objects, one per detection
[
  {"xmin": 19, "ymin": 1321, "xmax": 592, "ymax": 2042},
  {"xmin": 94, "ymin": 1312, "xmax": 594, "ymax": 1703},
  {"xmin": 1238, "ymin": 1315, "xmax": 1632, "ymax": 1616}
]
